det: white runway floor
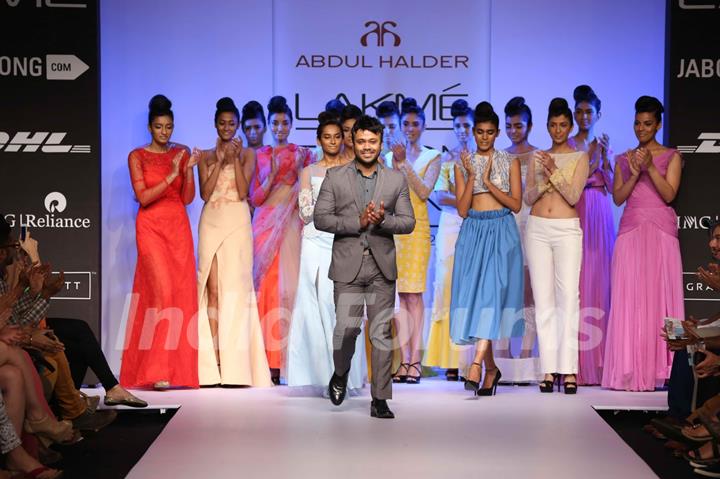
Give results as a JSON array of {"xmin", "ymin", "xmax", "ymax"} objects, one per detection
[{"xmin": 99, "ymin": 379, "xmax": 667, "ymax": 479}]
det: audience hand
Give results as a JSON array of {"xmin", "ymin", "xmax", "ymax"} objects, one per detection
[
  {"xmin": 30, "ymin": 329, "xmax": 65, "ymax": 353},
  {"xmin": 696, "ymin": 351, "xmax": 720, "ymax": 378},
  {"xmin": 0, "ymin": 325, "xmax": 28, "ymax": 346},
  {"xmin": 19, "ymin": 231, "xmax": 40, "ymax": 264},
  {"xmin": 698, "ymin": 263, "xmax": 720, "ymax": 292},
  {"xmin": 41, "ymin": 271, "xmax": 65, "ymax": 300},
  {"xmin": 660, "ymin": 326, "xmax": 695, "ymax": 351},
  {"xmin": 28, "ymin": 266, "xmax": 47, "ymax": 295}
]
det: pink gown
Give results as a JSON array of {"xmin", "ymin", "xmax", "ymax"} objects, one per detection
[
  {"xmin": 250, "ymin": 144, "xmax": 313, "ymax": 372},
  {"xmin": 572, "ymin": 140, "xmax": 616, "ymax": 385},
  {"xmin": 601, "ymin": 149, "xmax": 683, "ymax": 391}
]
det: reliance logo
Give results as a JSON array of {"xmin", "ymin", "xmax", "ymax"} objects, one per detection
[{"xmin": 44, "ymin": 192, "xmax": 67, "ymax": 213}]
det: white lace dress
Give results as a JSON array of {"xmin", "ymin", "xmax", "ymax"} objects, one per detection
[{"xmin": 286, "ymin": 164, "xmax": 366, "ymax": 391}]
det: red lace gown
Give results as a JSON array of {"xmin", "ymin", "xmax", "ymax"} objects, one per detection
[{"xmin": 120, "ymin": 146, "xmax": 199, "ymax": 388}]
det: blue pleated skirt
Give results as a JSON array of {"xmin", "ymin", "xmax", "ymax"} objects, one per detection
[{"xmin": 449, "ymin": 208, "xmax": 524, "ymax": 344}]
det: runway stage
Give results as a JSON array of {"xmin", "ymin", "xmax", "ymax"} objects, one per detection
[{"xmin": 99, "ymin": 379, "xmax": 667, "ymax": 478}]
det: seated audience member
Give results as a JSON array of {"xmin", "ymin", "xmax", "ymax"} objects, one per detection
[
  {"xmin": 0, "ymin": 216, "xmax": 123, "ymax": 431},
  {"xmin": 651, "ymin": 219, "xmax": 720, "ymax": 473},
  {"xmin": 15, "ymin": 226, "xmax": 146, "ymax": 407}
]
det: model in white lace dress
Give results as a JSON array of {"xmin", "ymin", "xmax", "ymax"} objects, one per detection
[{"xmin": 286, "ymin": 126, "xmax": 365, "ymax": 393}]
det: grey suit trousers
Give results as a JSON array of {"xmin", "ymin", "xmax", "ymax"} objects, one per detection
[{"xmin": 333, "ymin": 252, "xmax": 395, "ymax": 400}]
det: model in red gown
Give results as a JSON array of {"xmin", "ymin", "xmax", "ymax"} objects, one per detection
[{"xmin": 120, "ymin": 95, "xmax": 200, "ymax": 388}]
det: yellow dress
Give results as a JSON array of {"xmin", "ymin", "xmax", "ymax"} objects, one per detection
[
  {"xmin": 385, "ymin": 147, "xmax": 438, "ymax": 293},
  {"xmin": 423, "ymin": 159, "xmax": 473, "ymax": 370}
]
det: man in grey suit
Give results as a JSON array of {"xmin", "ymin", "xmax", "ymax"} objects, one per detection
[{"xmin": 314, "ymin": 115, "xmax": 415, "ymax": 419}]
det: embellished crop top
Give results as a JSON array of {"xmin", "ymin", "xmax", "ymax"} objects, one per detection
[{"xmin": 456, "ymin": 149, "xmax": 513, "ymax": 194}]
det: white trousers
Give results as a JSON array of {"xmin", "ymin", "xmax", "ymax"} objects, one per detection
[{"xmin": 525, "ymin": 216, "xmax": 583, "ymax": 374}]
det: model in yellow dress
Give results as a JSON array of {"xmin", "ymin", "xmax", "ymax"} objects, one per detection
[{"xmin": 385, "ymin": 98, "xmax": 440, "ymax": 384}]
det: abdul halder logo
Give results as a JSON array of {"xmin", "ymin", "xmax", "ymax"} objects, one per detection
[{"xmin": 361, "ymin": 21, "xmax": 401, "ymax": 47}]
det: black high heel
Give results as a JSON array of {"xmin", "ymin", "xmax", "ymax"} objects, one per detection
[
  {"xmin": 392, "ymin": 363, "xmax": 409, "ymax": 383},
  {"xmin": 563, "ymin": 375, "xmax": 578, "ymax": 395},
  {"xmin": 477, "ymin": 368, "xmax": 502, "ymax": 396},
  {"xmin": 539, "ymin": 373, "xmax": 558, "ymax": 393},
  {"xmin": 464, "ymin": 362, "xmax": 483, "ymax": 393},
  {"xmin": 406, "ymin": 362, "xmax": 422, "ymax": 384}
]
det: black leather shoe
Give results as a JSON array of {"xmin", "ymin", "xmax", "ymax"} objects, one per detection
[
  {"xmin": 328, "ymin": 372, "xmax": 349, "ymax": 406},
  {"xmin": 370, "ymin": 399, "xmax": 395, "ymax": 419}
]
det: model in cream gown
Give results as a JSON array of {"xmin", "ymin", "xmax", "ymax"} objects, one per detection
[{"xmin": 197, "ymin": 144, "xmax": 272, "ymax": 386}]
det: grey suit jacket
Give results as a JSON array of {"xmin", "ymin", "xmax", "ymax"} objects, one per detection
[{"xmin": 313, "ymin": 160, "xmax": 415, "ymax": 283}]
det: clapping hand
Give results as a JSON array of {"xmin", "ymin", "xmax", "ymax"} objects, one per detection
[
  {"xmin": 367, "ymin": 201, "xmax": 385, "ymax": 225},
  {"xmin": 626, "ymin": 150, "xmax": 641, "ymax": 177},
  {"xmin": 698, "ymin": 263, "xmax": 720, "ymax": 292},
  {"xmin": 42, "ymin": 271, "xmax": 65, "ymax": 299},
  {"xmin": 635, "ymin": 147, "xmax": 653, "ymax": 170},
  {"xmin": 359, "ymin": 203, "xmax": 374, "ymax": 230},
  {"xmin": 170, "ymin": 150, "xmax": 184, "ymax": 176},
  {"xmin": 391, "ymin": 141, "xmax": 406, "ymax": 168},
  {"xmin": 598, "ymin": 133, "xmax": 610, "ymax": 154},
  {"xmin": 270, "ymin": 149, "xmax": 279, "ymax": 176},
  {"xmin": 460, "ymin": 150, "xmax": 474, "ymax": 176},
  {"xmin": 28, "ymin": 264, "xmax": 48, "ymax": 295},
  {"xmin": 215, "ymin": 138, "xmax": 228, "ymax": 165},
  {"xmin": 229, "ymin": 138, "xmax": 244, "ymax": 165},
  {"xmin": 187, "ymin": 147, "xmax": 201, "ymax": 169},
  {"xmin": 482, "ymin": 154, "xmax": 493, "ymax": 189},
  {"xmin": 537, "ymin": 150, "xmax": 556, "ymax": 177}
]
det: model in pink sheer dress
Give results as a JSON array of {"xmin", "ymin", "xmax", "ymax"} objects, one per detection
[
  {"xmin": 569, "ymin": 85, "xmax": 616, "ymax": 386},
  {"xmin": 250, "ymin": 96, "xmax": 313, "ymax": 384},
  {"xmin": 602, "ymin": 96, "xmax": 683, "ymax": 392}
]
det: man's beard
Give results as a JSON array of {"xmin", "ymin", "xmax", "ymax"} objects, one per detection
[{"xmin": 354, "ymin": 149, "xmax": 380, "ymax": 166}]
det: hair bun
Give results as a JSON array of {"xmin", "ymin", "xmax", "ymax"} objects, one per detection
[
  {"xmin": 635, "ymin": 95, "xmax": 664, "ymax": 114},
  {"xmin": 317, "ymin": 111, "xmax": 335, "ymax": 123},
  {"xmin": 573, "ymin": 85, "xmax": 595, "ymax": 103},
  {"xmin": 242, "ymin": 100, "xmax": 263, "ymax": 117},
  {"xmin": 401, "ymin": 97, "xmax": 418, "ymax": 113},
  {"xmin": 149, "ymin": 94, "xmax": 172, "ymax": 112},
  {"xmin": 504, "ymin": 97, "xmax": 526, "ymax": 116},
  {"xmin": 324, "ymin": 99, "xmax": 345, "ymax": 116},
  {"xmin": 450, "ymin": 99, "xmax": 471, "ymax": 118},
  {"xmin": 474, "ymin": 101, "xmax": 495, "ymax": 118},
  {"xmin": 216, "ymin": 97, "xmax": 236, "ymax": 111},
  {"xmin": 268, "ymin": 95, "xmax": 288, "ymax": 113},
  {"xmin": 549, "ymin": 97, "xmax": 569, "ymax": 111},
  {"xmin": 375, "ymin": 100, "xmax": 399, "ymax": 118}
]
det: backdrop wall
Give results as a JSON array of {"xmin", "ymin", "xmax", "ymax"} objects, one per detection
[{"xmin": 100, "ymin": 0, "xmax": 667, "ymax": 373}]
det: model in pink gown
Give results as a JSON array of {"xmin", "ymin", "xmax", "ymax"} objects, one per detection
[
  {"xmin": 601, "ymin": 149, "xmax": 684, "ymax": 391},
  {"xmin": 569, "ymin": 138, "xmax": 616, "ymax": 385}
]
